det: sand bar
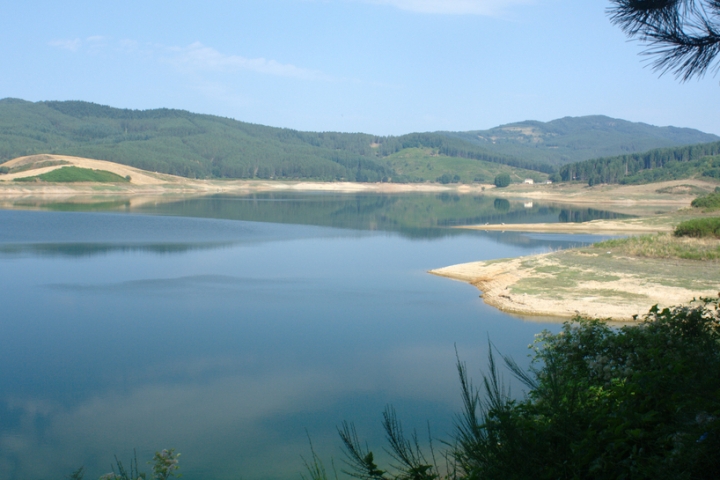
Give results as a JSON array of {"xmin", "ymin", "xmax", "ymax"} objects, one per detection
[
  {"xmin": 430, "ymin": 247, "xmax": 720, "ymax": 321},
  {"xmin": 459, "ymin": 220, "xmax": 674, "ymax": 235}
]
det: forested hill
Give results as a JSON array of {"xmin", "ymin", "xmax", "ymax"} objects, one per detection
[
  {"xmin": 440, "ymin": 115, "xmax": 719, "ymax": 166},
  {"xmin": 556, "ymin": 141, "xmax": 720, "ymax": 185},
  {"xmin": 0, "ymin": 98, "xmax": 552, "ymax": 182}
]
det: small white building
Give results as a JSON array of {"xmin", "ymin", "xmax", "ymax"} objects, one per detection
[{"xmin": 523, "ymin": 178, "xmax": 534, "ymax": 184}]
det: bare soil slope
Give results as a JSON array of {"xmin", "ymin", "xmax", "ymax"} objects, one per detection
[{"xmin": 0, "ymin": 154, "xmax": 174, "ymax": 185}]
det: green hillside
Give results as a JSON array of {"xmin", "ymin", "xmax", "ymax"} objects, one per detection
[
  {"xmin": 14, "ymin": 166, "xmax": 129, "ymax": 183},
  {"xmin": 440, "ymin": 115, "xmax": 719, "ymax": 166},
  {"xmin": 556, "ymin": 141, "xmax": 720, "ymax": 185},
  {"xmin": 380, "ymin": 148, "xmax": 546, "ymax": 184},
  {"xmin": 0, "ymin": 98, "xmax": 551, "ymax": 183}
]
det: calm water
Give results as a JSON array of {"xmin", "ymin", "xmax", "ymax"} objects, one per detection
[{"xmin": 0, "ymin": 193, "xmax": 617, "ymax": 479}]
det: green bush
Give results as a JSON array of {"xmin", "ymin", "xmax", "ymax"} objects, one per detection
[
  {"xmin": 493, "ymin": 173, "xmax": 511, "ymax": 188},
  {"xmin": 0, "ymin": 166, "xmax": 8, "ymax": 174},
  {"xmin": 318, "ymin": 301, "xmax": 720, "ymax": 480},
  {"xmin": 674, "ymin": 217, "xmax": 720, "ymax": 238},
  {"xmin": 436, "ymin": 173, "xmax": 460, "ymax": 184},
  {"xmin": 692, "ymin": 191, "xmax": 720, "ymax": 211},
  {"xmin": 460, "ymin": 302, "xmax": 720, "ymax": 480}
]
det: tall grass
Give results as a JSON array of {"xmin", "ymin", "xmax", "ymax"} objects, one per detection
[{"xmin": 595, "ymin": 232, "xmax": 720, "ymax": 260}]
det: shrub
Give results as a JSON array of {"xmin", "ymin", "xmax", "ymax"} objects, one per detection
[
  {"xmin": 674, "ymin": 217, "xmax": 720, "ymax": 238},
  {"xmin": 691, "ymin": 191, "xmax": 720, "ymax": 211},
  {"xmin": 0, "ymin": 166, "xmax": 8, "ymax": 174},
  {"xmin": 437, "ymin": 173, "xmax": 460, "ymax": 184},
  {"xmin": 493, "ymin": 173, "xmax": 511, "ymax": 188},
  {"xmin": 467, "ymin": 301, "xmax": 720, "ymax": 480},
  {"xmin": 320, "ymin": 301, "xmax": 720, "ymax": 480}
]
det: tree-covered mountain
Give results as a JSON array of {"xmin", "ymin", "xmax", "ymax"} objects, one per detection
[
  {"xmin": 0, "ymin": 98, "xmax": 551, "ymax": 182},
  {"xmin": 439, "ymin": 115, "xmax": 719, "ymax": 166},
  {"xmin": 556, "ymin": 141, "xmax": 720, "ymax": 185}
]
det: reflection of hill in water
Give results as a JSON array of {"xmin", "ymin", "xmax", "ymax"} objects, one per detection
[
  {"xmin": 0, "ymin": 194, "xmax": 622, "ymax": 258},
  {"xmin": 127, "ymin": 193, "xmax": 632, "ymax": 239},
  {"xmin": 0, "ymin": 242, "xmax": 233, "ymax": 258}
]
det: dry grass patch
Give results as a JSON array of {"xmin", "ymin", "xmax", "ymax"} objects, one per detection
[{"xmin": 595, "ymin": 232, "xmax": 720, "ymax": 261}]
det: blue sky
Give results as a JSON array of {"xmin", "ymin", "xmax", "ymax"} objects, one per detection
[{"xmin": 1, "ymin": 0, "xmax": 717, "ymax": 135}]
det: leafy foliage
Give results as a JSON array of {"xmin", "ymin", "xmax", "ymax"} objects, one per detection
[
  {"xmin": 317, "ymin": 301, "xmax": 720, "ymax": 480},
  {"xmin": 493, "ymin": 173, "xmax": 511, "ymax": 188},
  {"xmin": 674, "ymin": 217, "xmax": 720, "ymax": 238},
  {"xmin": 691, "ymin": 191, "xmax": 720, "ymax": 210},
  {"xmin": 334, "ymin": 410, "xmax": 442, "ymax": 480},
  {"xmin": 451, "ymin": 300, "xmax": 720, "ymax": 479},
  {"xmin": 150, "ymin": 449, "xmax": 181, "ymax": 480},
  {"xmin": 437, "ymin": 173, "xmax": 461, "ymax": 184}
]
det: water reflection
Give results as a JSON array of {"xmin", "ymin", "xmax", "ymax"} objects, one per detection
[
  {"xmin": 0, "ymin": 198, "xmax": 615, "ymax": 479},
  {"xmin": 0, "ymin": 242, "xmax": 233, "ymax": 257},
  {"xmin": 2, "ymin": 192, "xmax": 633, "ymax": 239}
]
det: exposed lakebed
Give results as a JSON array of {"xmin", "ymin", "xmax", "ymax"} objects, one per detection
[{"xmin": 0, "ymin": 193, "xmax": 619, "ymax": 479}]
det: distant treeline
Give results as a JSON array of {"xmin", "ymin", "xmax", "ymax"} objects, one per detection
[
  {"xmin": 556, "ymin": 141, "xmax": 720, "ymax": 185},
  {"xmin": 0, "ymin": 99, "xmax": 553, "ymax": 182}
]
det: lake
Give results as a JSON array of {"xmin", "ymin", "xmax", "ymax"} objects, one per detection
[{"xmin": 0, "ymin": 192, "xmax": 620, "ymax": 479}]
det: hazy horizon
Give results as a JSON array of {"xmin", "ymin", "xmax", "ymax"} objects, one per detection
[{"xmin": 1, "ymin": 1, "xmax": 718, "ymax": 137}]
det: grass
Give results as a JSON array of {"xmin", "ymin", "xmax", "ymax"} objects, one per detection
[
  {"xmin": 513, "ymin": 262, "xmax": 623, "ymax": 294},
  {"xmin": 655, "ymin": 184, "xmax": 711, "ymax": 195},
  {"xmin": 506, "ymin": 240, "xmax": 720, "ymax": 301},
  {"xmin": 381, "ymin": 148, "xmax": 547, "ymax": 184},
  {"xmin": 595, "ymin": 232, "xmax": 720, "ymax": 260},
  {"xmin": 14, "ymin": 166, "xmax": 130, "ymax": 183}
]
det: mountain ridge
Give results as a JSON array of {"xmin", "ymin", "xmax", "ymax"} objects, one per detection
[
  {"xmin": 439, "ymin": 115, "xmax": 719, "ymax": 165},
  {"xmin": 1, "ymin": 99, "xmax": 717, "ymax": 183}
]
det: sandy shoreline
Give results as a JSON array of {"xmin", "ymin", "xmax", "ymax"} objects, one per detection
[
  {"xmin": 458, "ymin": 220, "xmax": 674, "ymax": 234},
  {"xmin": 3, "ymin": 154, "xmax": 719, "ymax": 322},
  {"xmin": 430, "ymin": 248, "xmax": 720, "ymax": 321},
  {"xmin": 2, "ymin": 155, "xmax": 716, "ymax": 207}
]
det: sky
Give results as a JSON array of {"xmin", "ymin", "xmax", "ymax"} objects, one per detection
[{"xmin": 1, "ymin": 0, "xmax": 718, "ymax": 136}]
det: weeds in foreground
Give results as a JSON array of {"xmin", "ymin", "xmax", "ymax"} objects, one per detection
[
  {"xmin": 305, "ymin": 299, "xmax": 720, "ymax": 480},
  {"xmin": 71, "ymin": 449, "xmax": 180, "ymax": 480}
]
